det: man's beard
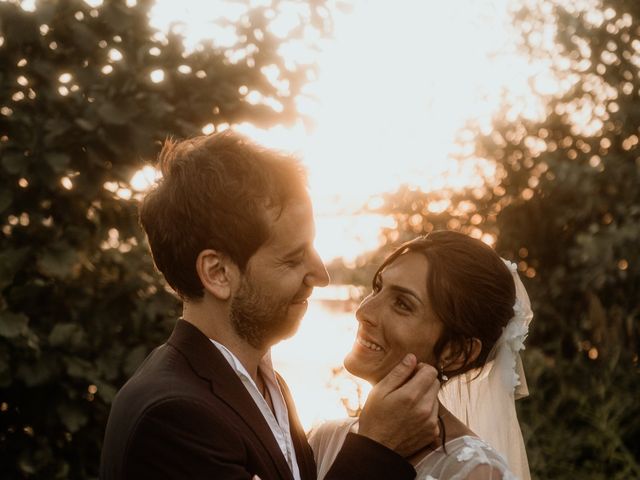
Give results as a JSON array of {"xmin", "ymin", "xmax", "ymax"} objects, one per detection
[{"xmin": 229, "ymin": 276, "xmax": 299, "ymax": 350}]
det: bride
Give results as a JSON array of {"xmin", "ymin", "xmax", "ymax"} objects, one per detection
[{"xmin": 309, "ymin": 231, "xmax": 532, "ymax": 480}]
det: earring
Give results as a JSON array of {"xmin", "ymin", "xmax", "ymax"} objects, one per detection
[{"xmin": 439, "ymin": 364, "xmax": 448, "ymax": 382}]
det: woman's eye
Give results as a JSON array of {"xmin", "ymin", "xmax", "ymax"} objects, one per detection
[{"xmin": 394, "ymin": 297, "xmax": 411, "ymax": 311}]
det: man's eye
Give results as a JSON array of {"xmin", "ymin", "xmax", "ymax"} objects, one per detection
[{"xmin": 372, "ymin": 281, "xmax": 382, "ymax": 293}]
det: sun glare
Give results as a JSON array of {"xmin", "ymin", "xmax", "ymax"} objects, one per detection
[
  {"xmin": 271, "ymin": 300, "xmax": 372, "ymax": 430},
  {"xmin": 145, "ymin": 0, "xmax": 553, "ymax": 264},
  {"xmin": 130, "ymin": 165, "xmax": 161, "ymax": 191}
]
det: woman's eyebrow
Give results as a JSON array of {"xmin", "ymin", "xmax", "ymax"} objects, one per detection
[
  {"xmin": 378, "ymin": 270, "xmax": 424, "ymax": 305},
  {"xmin": 388, "ymin": 285, "xmax": 424, "ymax": 305}
]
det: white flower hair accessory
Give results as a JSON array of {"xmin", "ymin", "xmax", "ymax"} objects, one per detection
[{"xmin": 493, "ymin": 258, "xmax": 534, "ymax": 395}]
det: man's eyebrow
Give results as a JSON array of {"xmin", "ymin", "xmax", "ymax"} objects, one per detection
[{"xmin": 282, "ymin": 245, "xmax": 306, "ymax": 259}]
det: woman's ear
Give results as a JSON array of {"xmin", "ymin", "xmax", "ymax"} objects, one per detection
[
  {"xmin": 441, "ymin": 338, "xmax": 483, "ymax": 373},
  {"xmin": 195, "ymin": 249, "xmax": 239, "ymax": 300}
]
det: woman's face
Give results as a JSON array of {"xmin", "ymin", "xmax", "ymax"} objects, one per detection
[{"xmin": 344, "ymin": 251, "xmax": 444, "ymax": 384}]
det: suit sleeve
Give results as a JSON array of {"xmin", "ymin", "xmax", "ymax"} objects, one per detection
[
  {"xmin": 123, "ymin": 397, "xmax": 255, "ymax": 480},
  {"xmin": 323, "ymin": 433, "xmax": 415, "ymax": 480}
]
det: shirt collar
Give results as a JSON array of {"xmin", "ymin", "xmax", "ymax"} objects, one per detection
[{"xmin": 209, "ymin": 338, "xmax": 276, "ymax": 388}]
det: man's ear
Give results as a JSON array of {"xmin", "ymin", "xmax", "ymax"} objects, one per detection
[
  {"xmin": 195, "ymin": 249, "xmax": 239, "ymax": 301},
  {"xmin": 441, "ymin": 338, "xmax": 483, "ymax": 373}
]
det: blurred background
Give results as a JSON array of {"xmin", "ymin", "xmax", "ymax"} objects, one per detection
[{"xmin": 0, "ymin": 0, "xmax": 639, "ymax": 478}]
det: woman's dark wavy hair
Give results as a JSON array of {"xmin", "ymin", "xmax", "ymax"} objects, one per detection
[
  {"xmin": 374, "ymin": 231, "xmax": 516, "ymax": 379},
  {"xmin": 140, "ymin": 130, "xmax": 308, "ymax": 300}
]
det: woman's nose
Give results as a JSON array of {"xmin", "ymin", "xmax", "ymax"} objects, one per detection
[{"xmin": 355, "ymin": 294, "xmax": 378, "ymax": 326}]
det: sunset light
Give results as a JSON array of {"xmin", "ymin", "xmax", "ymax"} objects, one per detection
[
  {"xmin": 145, "ymin": 0, "xmax": 560, "ymax": 265},
  {"xmin": 5, "ymin": 0, "xmax": 638, "ymax": 475}
]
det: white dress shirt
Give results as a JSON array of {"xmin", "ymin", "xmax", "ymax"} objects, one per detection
[{"xmin": 210, "ymin": 339, "xmax": 301, "ymax": 480}]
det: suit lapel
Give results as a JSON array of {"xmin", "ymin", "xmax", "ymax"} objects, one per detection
[
  {"xmin": 276, "ymin": 373, "xmax": 317, "ymax": 480},
  {"xmin": 168, "ymin": 320, "xmax": 294, "ymax": 480}
]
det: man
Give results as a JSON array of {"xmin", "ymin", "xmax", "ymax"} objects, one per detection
[{"xmin": 100, "ymin": 132, "xmax": 440, "ymax": 479}]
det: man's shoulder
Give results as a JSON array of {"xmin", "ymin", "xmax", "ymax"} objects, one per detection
[
  {"xmin": 100, "ymin": 354, "xmax": 242, "ymax": 480},
  {"xmin": 114, "ymin": 341, "xmax": 208, "ymax": 408}
]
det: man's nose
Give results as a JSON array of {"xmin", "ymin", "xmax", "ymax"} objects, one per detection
[{"xmin": 305, "ymin": 248, "xmax": 330, "ymax": 288}]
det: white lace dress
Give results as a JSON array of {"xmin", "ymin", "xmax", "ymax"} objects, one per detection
[{"xmin": 309, "ymin": 418, "xmax": 518, "ymax": 480}]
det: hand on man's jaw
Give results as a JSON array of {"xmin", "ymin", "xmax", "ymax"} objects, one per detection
[{"xmin": 357, "ymin": 353, "xmax": 441, "ymax": 458}]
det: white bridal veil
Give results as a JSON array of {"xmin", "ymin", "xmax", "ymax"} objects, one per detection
[{"xmin": 438, "ymin": 260, "xmax": 533, "ymax": 480}]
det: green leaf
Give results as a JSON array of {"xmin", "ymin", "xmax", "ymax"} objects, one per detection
[
  {"xmin": 124, "ymin": 345, "xmax": 148, "ymax": 376},
  {"xmin": 69, "ymin": 22, "xmax": 100, "ymax": 53},
  {"xmin": 45, "ymin": 153, "xmax": 71, "ymax": 172},
  {"xmin": 1, "ymin": 152, "xmax": 25, "ymax": 174},
  {"xmin": 95, "ymin": 347, "xmax": 123, "ymax": 381},
  {"xmin": 63, "ymin": 356, "xmax": 93, "ymax": 379},
  {"xmin": 37, "ymin": 244, "xmax": 79, "ymax": 279},
  {"xmin": 0, "ymin": 347, "xmax": 11, "ymax": 387},
  {"xmin": 0, "ymin": 189, "xmax": 11, "ymax": 213},
  {"xmin": 57, "ymin": 403, "xmax": 88, "ymax": 433},
  {"xmin": 0, "ymin": 367, "xmax": 11, "ymax": 388},
  {"xmin": 74, "ymin": 118, "xmax": 97, "ymax": 131},
  {"xmin": 97, "ymin": 103, "xmax": 130, "ymax": 125},
  {"xmin": 0, "ymin": 312, "xmax": 29, "ymax": 339},
  {"xmin": 95, "ymin": 381, "xmax": 118, "ymax": 404},
  {"xmin": 16, "ymin": 358, "xmax": 56, "ymax": 387},
  {"xmin": 49, "ymin": 323, "xmax": 85, "ymax": 348},
  {"xmin": 0, "ymin": 247, "xmax": 30, "ymax": 290}
]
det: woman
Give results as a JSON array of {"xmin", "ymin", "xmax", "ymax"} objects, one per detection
[{"xmin": 309, "ymin": 231, "xmax": 532, "ymax": 480}]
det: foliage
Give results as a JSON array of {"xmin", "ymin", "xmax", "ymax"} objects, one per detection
[
  {"xmin": 330, "ymin": 0, "xmax": 640, "ymax": 477},
  {"xmin": 0, "ymin": 0, "xmax": 329, "ymax": 477}
]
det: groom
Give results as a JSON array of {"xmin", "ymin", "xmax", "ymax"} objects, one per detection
[{"xmin": 100, "ymin": 131, "xmax": 441, "ymax": 479}]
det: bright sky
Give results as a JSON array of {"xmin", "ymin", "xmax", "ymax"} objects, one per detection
[{"xmin": 147, "ymin": 0, "xmax": 553, "ymax": 262}]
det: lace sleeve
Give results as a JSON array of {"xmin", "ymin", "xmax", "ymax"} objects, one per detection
[
  {"xmin": 415, "ymin": 436, "xmax": 518, "ymax": 480},
  {"xmin": 463, "ymin": 463, "xmax": 508, "ymax": 480}
]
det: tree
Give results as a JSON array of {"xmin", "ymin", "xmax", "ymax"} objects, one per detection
[
  {"xmin": 0, "ymin": 0, "xmax": 329, "ymax": 477},
  {"xmin": 329, "ymin": 0, "xmax": 640, "ymax": 478}
]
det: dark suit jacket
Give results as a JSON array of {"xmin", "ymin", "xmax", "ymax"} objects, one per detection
[{"xmin": 100, "ymin": 320, "xmax": 414, "ymax": 479}]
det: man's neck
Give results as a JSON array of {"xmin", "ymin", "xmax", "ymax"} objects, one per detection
[
  {"xmin": 182, "ymin": 303, "xmax": 267, "ymax": 382},
  {"xmin": 212, "ymin": 334, "xmax": 268, "ymax": 383}
]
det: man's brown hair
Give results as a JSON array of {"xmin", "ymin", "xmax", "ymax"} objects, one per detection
[{"xmin": 139, "ymin": 131, "xmax": 308, "ymax": 299}]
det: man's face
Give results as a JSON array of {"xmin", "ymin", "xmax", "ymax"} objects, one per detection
[{"xmin": 230, "ymin": 199, "xmax": 329, "ymax": 350}]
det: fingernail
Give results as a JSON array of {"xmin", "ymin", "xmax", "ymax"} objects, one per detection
[{"xmin": 403, "ymin": 353, "xmax": 415, "ymax": 366}]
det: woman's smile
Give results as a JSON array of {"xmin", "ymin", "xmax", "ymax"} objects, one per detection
[
  {"xmin": 344, "ymin": 252, "xmax": 444, "ymax": 384},
  {"xmin": 355, "ymin": 331, "xmax": 385, "ymax": 352}
]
